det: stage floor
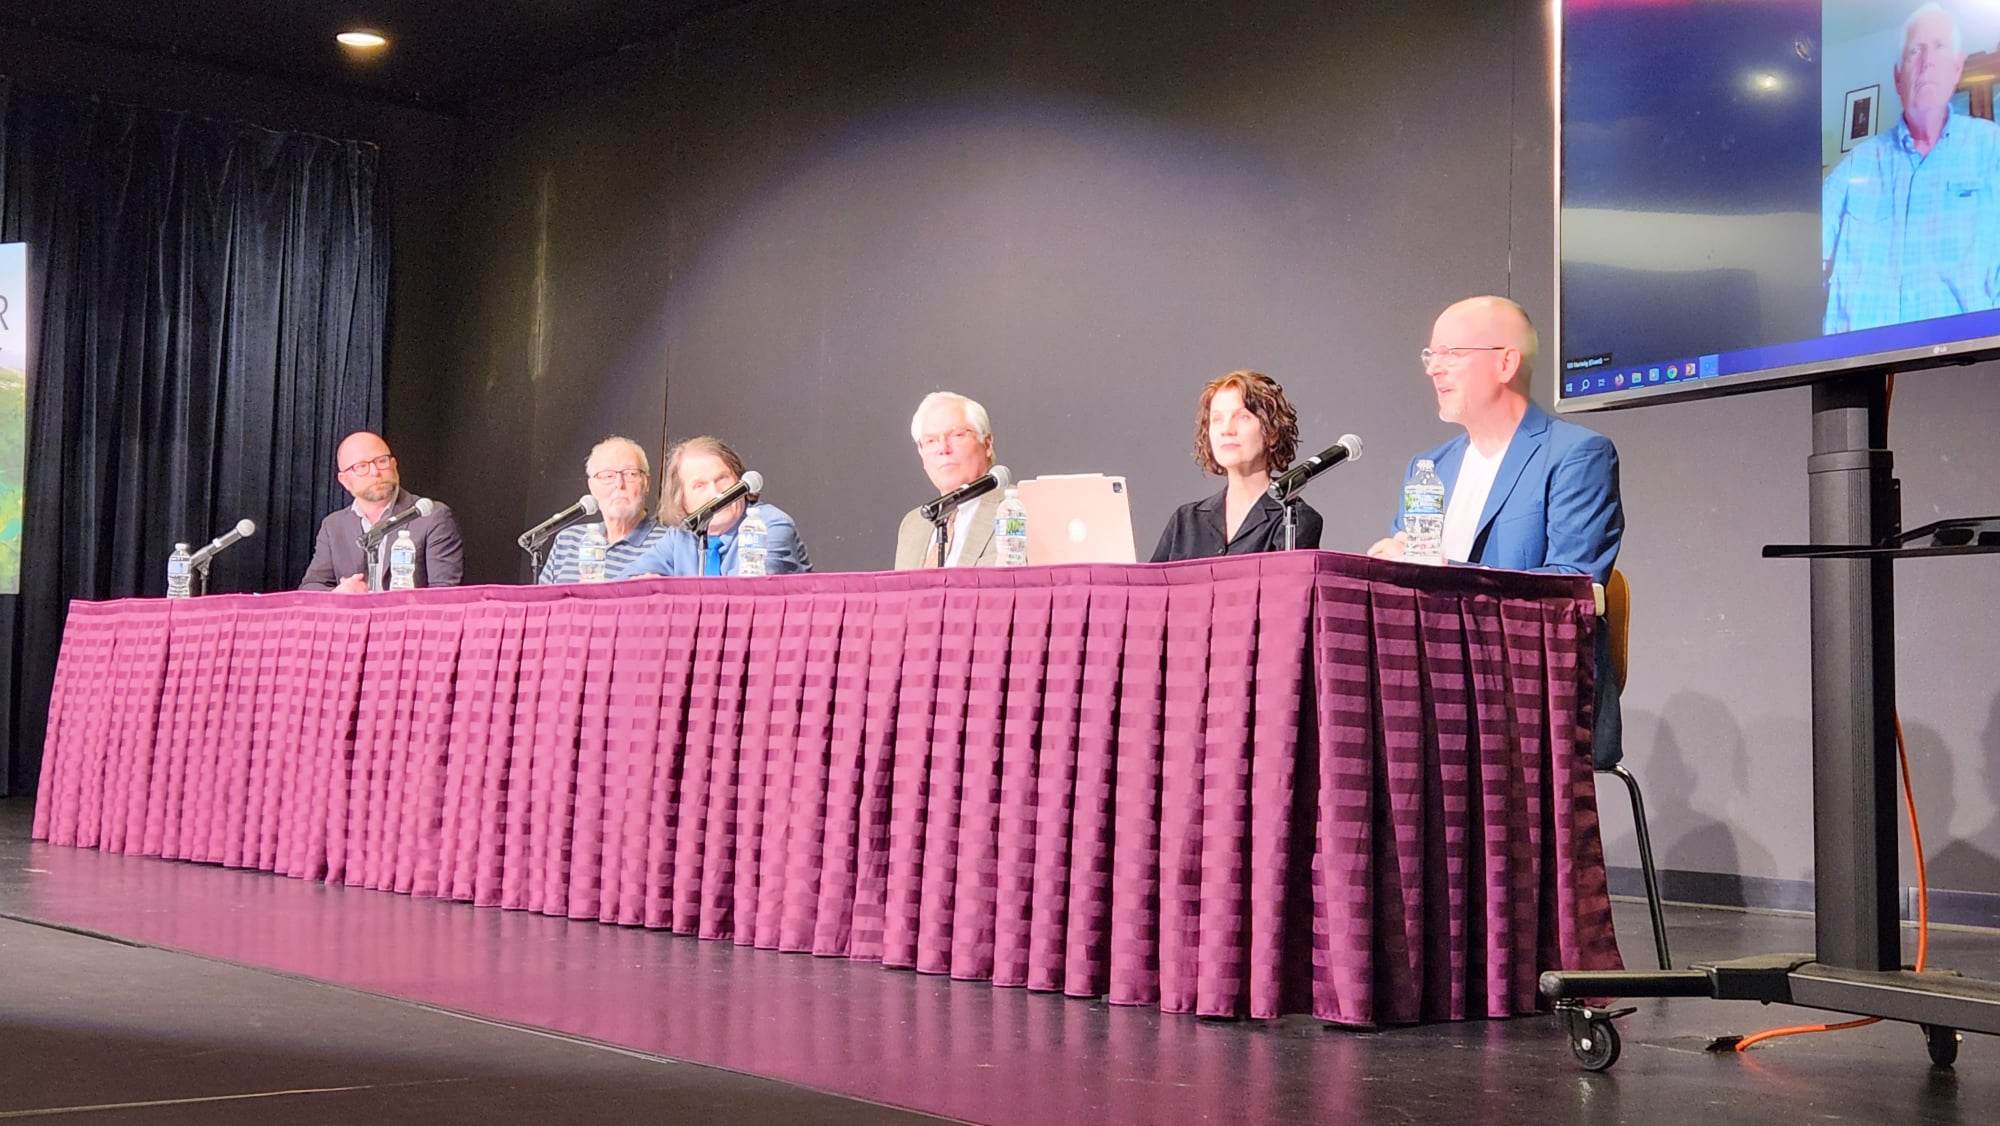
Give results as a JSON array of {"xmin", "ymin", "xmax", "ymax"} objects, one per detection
[{"xmin": 2, "ymin": 799, "xmax": 1993, "ymax": 1125}]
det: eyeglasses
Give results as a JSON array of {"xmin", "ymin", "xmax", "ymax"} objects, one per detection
[
  {"xmin": 917, "ymin": 427, "xmax": 981, "ymax": 454},
  {"xmin": 339, "ymin": 453, "xmax": 396, "ymax": 476},
  {"xmin": 1419, "ymin": 345, "xmax": 1509, "ymax": 368},
  {"xmin": 589, "ymin": 469, "xmax": 648, "ymax": 484}
]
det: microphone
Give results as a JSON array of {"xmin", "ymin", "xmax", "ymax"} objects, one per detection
[
  {"xmin": 357, "ymin": 497, "xmax": 435, "ymax": 550},
  {"xmin": 186, "ymin": 519, "xmax": 256, "ymax": 569},
  {"xmin": 517, "ymin": 494, "xmax": 600, "ymax": 551},
  {"xmin": 1268, "ymin": 434, "xmax": 1364, "ymax": 500},
  {"xmin": 681, "ymin": 470, "xmax": 764, "ymax": 533},
  {"xmin": 918, "ymin": 465, "xmax": 1012, "ymax": 524}
]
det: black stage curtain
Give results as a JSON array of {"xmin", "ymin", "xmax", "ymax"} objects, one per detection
[{"xmin": 0, "ymin": 80, "xmax": 389, "ymax": 794}]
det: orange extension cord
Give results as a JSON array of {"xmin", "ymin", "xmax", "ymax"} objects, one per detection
[
  {"xmin": 1728, "ymin": 714, "xmax": 1929, "ymax": 1052},
  {"xmin": 1731, "ymin": 372, "xmax": 1929, "ymax": 1054}
]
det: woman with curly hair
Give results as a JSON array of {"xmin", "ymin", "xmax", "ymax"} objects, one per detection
[{"xmin": 1149, "ymin": 370, "xmax": 1323, "ymax": 562}]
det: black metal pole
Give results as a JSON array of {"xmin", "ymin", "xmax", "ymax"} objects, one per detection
[
  {"xmin": 1808, "ymin": 375, "xmax": 1900, "ymax": 972},
  {"xmin": 933, "ymin": 513, "xmax": 951, "ymax": 568}
]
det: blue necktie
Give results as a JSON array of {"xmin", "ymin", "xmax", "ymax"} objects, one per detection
[{"xmin": 704, "ymin": 537, "xmax": 724, "ymax": 576}]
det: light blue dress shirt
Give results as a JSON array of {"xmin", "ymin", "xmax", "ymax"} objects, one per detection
[
  {"xmin": 1822, "ymin": 106, "xmax": 2000, "ymax": 334},
  {"xmin": 617, "ymin": 502, "xmax": 813, "ymax": 578}
]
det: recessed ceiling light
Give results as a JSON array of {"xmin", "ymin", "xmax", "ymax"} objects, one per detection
[{"xmin": 336, "ymin": 30, "xmax": 388, "ymax": 50}]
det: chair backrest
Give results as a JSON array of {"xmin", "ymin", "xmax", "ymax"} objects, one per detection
[{"xmin": 1605, "ymin": 567, "xmax": 1630, "ymax": 689}]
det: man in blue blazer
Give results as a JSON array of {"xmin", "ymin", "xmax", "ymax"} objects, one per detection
[{"xmin": 1368, "ymin": 296, "xmax": 1625, "ymax": 767}]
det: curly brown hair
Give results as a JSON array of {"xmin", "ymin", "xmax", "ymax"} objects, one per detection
[{"xmin": 1192, "ymin": 370, "xmax": 1299, "ymax": 475}]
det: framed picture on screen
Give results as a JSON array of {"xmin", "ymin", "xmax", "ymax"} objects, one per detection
[{"xmin": 1840, "ymin": 84, "xmax": 1877, "ymax": 152}]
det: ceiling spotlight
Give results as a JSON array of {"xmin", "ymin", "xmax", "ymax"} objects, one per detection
[{"xmin": 336, "ymin": 30, "xmax": 388, "ymax": 50}]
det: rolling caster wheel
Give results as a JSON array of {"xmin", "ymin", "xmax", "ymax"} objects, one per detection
[
  {"xmin": 1570, "ymin": 1016, "xmax": 1622, "ymax": 1072},
  {"xmin": 1922, "ymin": 1024, "xmax": 1960, "ymax": 1068}
]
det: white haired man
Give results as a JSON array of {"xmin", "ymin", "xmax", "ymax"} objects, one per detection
[
  {"xmin": 536, "ymin": 435, "xmax": 670, "ymax": 583},
  {"xmin": 894, "ymin": 391, "xmax": 1003, "ymax": 569},
  {"xmin": 1823, "ymin": 2, "xmax": 2000, "ymax": 332}
]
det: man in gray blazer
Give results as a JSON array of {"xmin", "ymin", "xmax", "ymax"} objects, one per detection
[
  {"xmin": 894, "ymin": 391, "xmax": 1001, "ymax": 569},
  {"xmin": 300, "ymin": 431, "xmax": 464, "ymax": 592}
]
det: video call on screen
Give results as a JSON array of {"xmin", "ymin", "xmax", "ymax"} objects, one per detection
[{"xmin": 1558, "ymin": 1, "xmax": 2000, "ymax": 403}]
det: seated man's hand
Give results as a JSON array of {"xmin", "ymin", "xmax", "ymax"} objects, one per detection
[
  {"xmin": 1366, "ymin": 532, "xmax": 1408, "ymax": 560},
  {"xmin": 333, "ymin": 573, "xmax": 369, "ymax": 594}
]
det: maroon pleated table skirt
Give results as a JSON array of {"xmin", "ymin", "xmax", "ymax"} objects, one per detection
[{"xmin": 33, "ymin": 550, "xmax": 1620, "ymax": 1026}]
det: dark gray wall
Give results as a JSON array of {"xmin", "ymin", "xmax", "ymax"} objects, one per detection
[{"xmin": 425, "ymin": 0, "xmax": 2000, "ymax": 899}]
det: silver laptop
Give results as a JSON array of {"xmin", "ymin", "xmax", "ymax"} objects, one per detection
[{"xmin": 1017, "ymin": 474, "xmax": 1137, "ymax": 565}]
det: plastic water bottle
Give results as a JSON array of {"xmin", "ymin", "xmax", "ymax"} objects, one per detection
[
  {"xmin": 389, "ymin": 528, "xmax": 417, "ymax": 589},
  {"xmin": 166, "ymin": 543, "xmax": 193, "ymax": 599},
  {"xmin": 995, "ymin": 487, "xmax": 1029, "ymax": 567},
  {"xmin": 1402, "ymin": 459, "xmax": 1446, "ymax": 565},
  {"xmin": 577, "ymin": 522, "xmax": 609, "ymax": 583},
  {"xmin": 735, "ymin": 507, "xmax": 769, "ymax": 577}
]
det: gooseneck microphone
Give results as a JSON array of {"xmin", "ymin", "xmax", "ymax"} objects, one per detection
[
  {"xmin": 518, "ymin": 495, "xmax": 600, "ymax": 552},
  {"xmin": 186, "ymin": 519, "xmax": 256, "ymax": 569},
  {"xmin": 358, "ymin": 497, "xmax": 435, "ymax": 550},
  {"xmin": 682, "ymin": 471, "xmax": 764, "ymax": 533},
  {"xmin": 1268, "ymin": 434, "xmax": 1363, "ymax": 500},
  {"xmin": 919, "ymin": 465, "xmax": 1012, "ymax": 524}
]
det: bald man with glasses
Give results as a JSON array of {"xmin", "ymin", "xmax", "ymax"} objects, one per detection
[
  {"xmin": 1368, "ymin": 296, "xmax": 1625, "ymax": 767},
  {"xmin": 300, "ymin": 430, "xmax": 464, "ymax": 592}
]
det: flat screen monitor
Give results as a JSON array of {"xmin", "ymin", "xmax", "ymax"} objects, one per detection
[{"xmin": 1555, "ymin": 0, "xmax": 2000, "ymax": 412}]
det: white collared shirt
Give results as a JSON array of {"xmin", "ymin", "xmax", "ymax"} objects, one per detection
[{"xmin": 1443, "ymin": 439, "xmax": 1510, "ymax": 564}]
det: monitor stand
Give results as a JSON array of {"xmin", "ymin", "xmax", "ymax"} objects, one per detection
[{"xmin": 1540, "ymin": 373, "xmax": 2000, "ymax": 1072}]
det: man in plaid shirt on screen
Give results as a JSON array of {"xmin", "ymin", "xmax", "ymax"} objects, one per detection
[{"xmin": 1822, "ymin": 3, "xmax": 2000, "ymax": 334}]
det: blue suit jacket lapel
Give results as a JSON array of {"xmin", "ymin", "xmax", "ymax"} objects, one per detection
[{"xmin": 1473, "ymin": 402, "xmax": 1552, "ymax": 543}]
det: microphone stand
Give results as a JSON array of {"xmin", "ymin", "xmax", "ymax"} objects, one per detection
[
  {"xmin": 362, "ymin": 537, "xmax": 385, "ymax": 592},
  {"xmin": 685, "ymin": 509, "xmax": 718, "ymax": 575},
  {"xmin": 518, "ymin": 531, "xmax": 556, "ymax": 584},
  {"xmin": 1269, "ymin": 478, "xmax": 1304, "ymax": 551},
  {"xmin": 929, "ymin": 505, "xmax": 954, "ymax": 568}
]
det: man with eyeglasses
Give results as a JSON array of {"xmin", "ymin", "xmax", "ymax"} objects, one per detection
[
  {"xmin": 1367, "ymin": 296, "xmax": 1625, "ymax": 766},
  {"xmin": 300, "ymin": 430, "xmax": 464, "ymax": 592},
  {"xmin": 894, "ymin": 391, "xmax": 1003, "ymax": 569},
  {"xmin": 536, "ymin": 436, "xmax": 669, "ymax": 583}
]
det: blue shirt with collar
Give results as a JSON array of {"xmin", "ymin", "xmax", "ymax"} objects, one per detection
[
  {"xmin": 1823, "ymin": 105, "xmax": 2000, "ymax": 333},
  {"xmin": 618, "ymin": 502, "xmax": 813, "ymax": 578}
]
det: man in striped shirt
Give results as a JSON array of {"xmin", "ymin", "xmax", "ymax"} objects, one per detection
[{"xmin": 537, "ymin": 435, "xmax": 670, "ymax": 583}]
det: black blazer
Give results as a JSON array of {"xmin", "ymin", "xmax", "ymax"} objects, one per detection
[
  {"xmin": 299, "ymin": 488, "xmax": 465, "ymax": 590},
  {"xmin": 1150, "ymin": 489, "xmax": 1323, "ymax": 563}
]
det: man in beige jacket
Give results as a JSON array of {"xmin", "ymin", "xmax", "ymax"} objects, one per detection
[{"xmin": 894, "ymin": 391, "xmax": 1002, "ymax": 569}]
